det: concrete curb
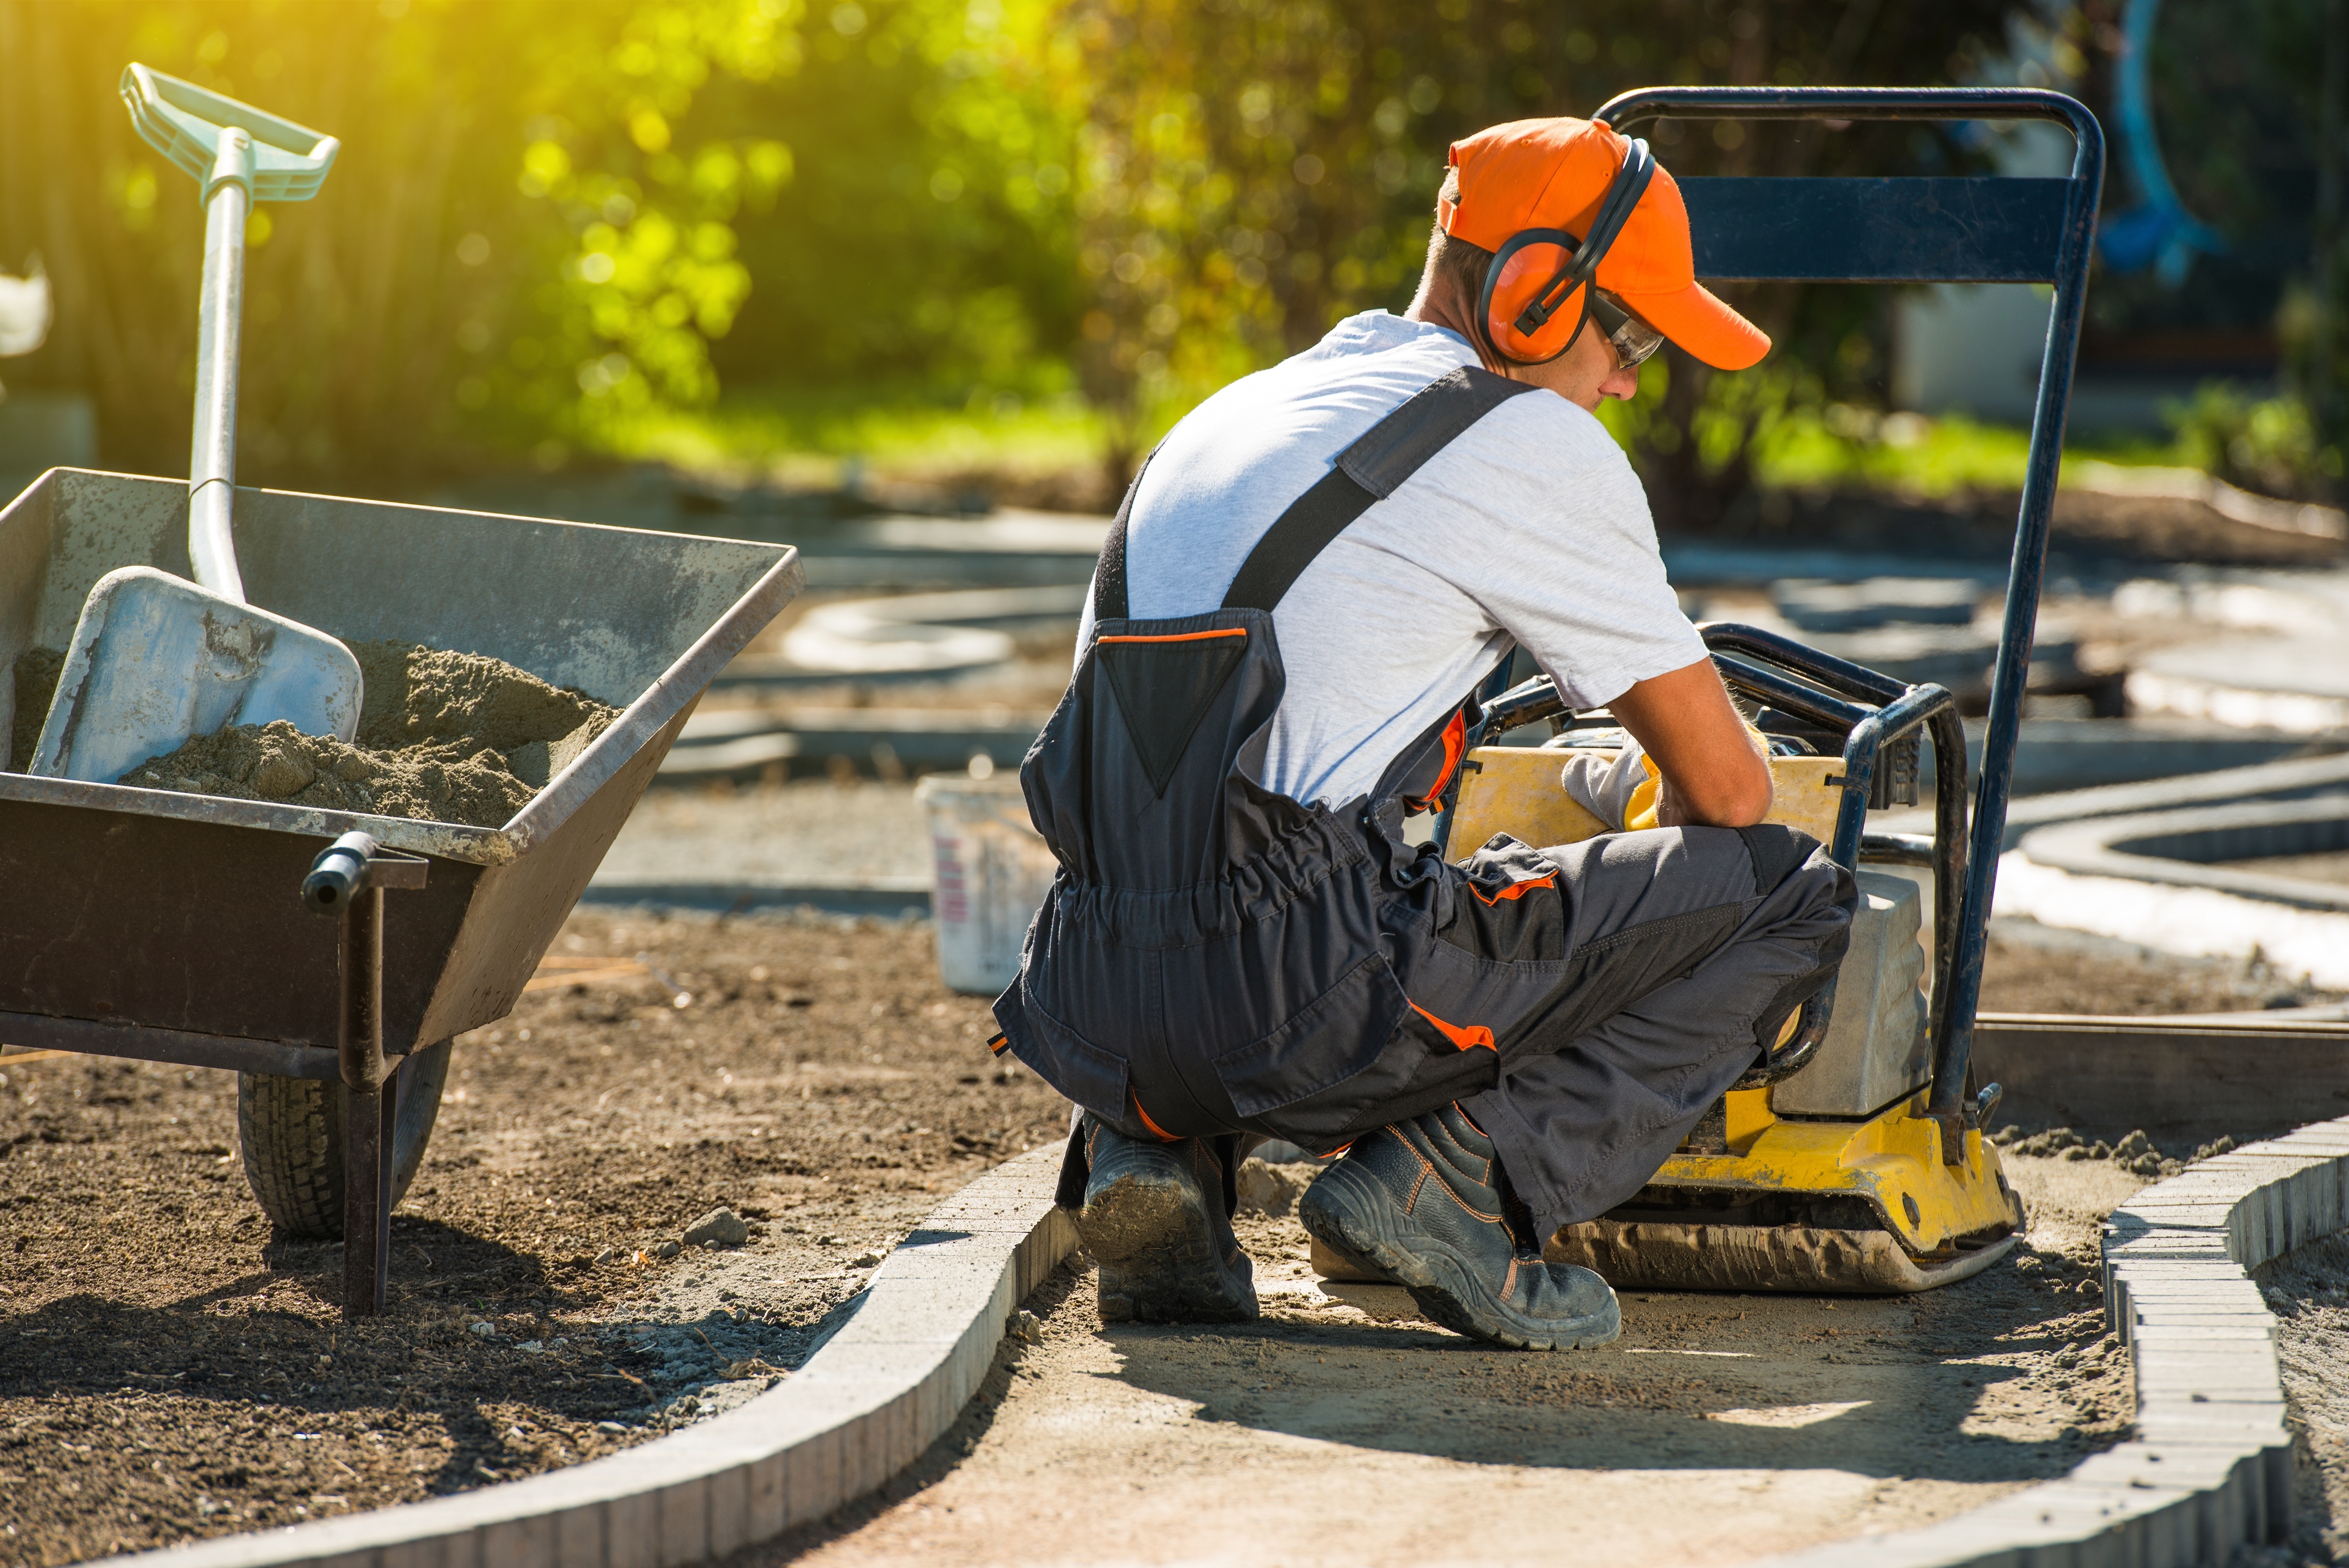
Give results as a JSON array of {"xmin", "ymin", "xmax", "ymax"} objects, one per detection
[
  {"xmin": 1758, "ymin": 1114, "xmax": 2349, "ymax": 1568},
  {"xmin": 2018, "ymin": 796, "xmax": 2349, "ymax": 912},
  {"xmin": 100, "ymin": 1145, "xmax": 1078, "ymax": 1568}
]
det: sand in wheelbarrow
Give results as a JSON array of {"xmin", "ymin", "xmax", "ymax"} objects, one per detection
[{"xmin": 61, "ymin": 641, "xmax": 620, "ymax": 829}]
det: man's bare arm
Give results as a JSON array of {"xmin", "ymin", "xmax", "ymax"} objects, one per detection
[{"xmin": 1606, "ymin": 656, "xmax": 1773, "ymax": 828}]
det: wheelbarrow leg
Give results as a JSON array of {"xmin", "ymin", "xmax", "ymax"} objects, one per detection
[
  {"xmin": 344, "ymin": 1061, "xmax": 395, "ymax": 1318},
  {"xmin": 340, "ymin": 880, "xmax": 389, "ymax": 1318},
  {"xmin": 302, "ymin": 833, "xmax": 426, "ymax": 1323}
]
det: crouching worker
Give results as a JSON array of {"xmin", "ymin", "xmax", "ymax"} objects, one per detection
[{"xmin": 992, "ymin": 116, "xmax": 1855, "ymax": 1349}]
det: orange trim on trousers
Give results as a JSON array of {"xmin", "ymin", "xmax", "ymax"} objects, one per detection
[
  {"xmin": 1132, "ymin": 1094, "xmax": 1181, "ymax": 1141},
  {"xmin": 1408, "ymin": 1000, "xmax": 1496, "ymax": 1052},
  {"xmin": 1471, "ymin": 872, "xmax": 1558, "ymax": 905}
]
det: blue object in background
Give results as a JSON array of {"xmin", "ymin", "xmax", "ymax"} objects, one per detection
[{"xmin": 2099, "ymin": 0, "xmax": 2225, "ymax": 285}]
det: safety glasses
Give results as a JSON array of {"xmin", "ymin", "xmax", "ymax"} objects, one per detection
[{"xmin": 1588, "ymin": 289, "xmax": 1666, "ymax": 370}]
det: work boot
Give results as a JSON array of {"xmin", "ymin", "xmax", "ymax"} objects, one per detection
[
  {"xmin": 1076, "ymin": 1115, "xmax": 1257, "ymax": 1325},
  {"xmin": 1298, "ymin": 1103, "xmax": 1619, "ymax": 1351}
]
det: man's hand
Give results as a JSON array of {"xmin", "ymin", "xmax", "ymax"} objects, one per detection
[{"xmin": 1608, "ymin": 656, "xmax": 1772, "ymax": 828}]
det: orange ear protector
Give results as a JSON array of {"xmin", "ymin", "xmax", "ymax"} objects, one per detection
[{"xmin": 1474, "ymin": 138, "xmax": 1657, "ymax": 366}]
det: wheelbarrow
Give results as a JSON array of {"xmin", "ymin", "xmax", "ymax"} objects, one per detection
[{"xmin": 0, "ymin": 466, "xmax": 802, "ymax": 1315}]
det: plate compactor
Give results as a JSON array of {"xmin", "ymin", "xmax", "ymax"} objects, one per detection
[{"xmin": 1321, "ymin": 85, "xmax": 2104, "ymax": 1296}]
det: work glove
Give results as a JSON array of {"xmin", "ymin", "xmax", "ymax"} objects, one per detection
[
  {"xmin": 1557, "ymin": 724, "xmax": 1773, "ymax": 832},
  {"xmin": 1558, "ymin": 736, "xmax": 1658, "ymax": 832}
]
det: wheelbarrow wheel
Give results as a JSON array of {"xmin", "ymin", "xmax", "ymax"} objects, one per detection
[{"xmin": 236, "ymin": 1040, "xmax": 453, "ymax": 1239}]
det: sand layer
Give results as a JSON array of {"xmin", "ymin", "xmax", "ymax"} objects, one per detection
[{"xmin": 111, "ymin": 641, "xmax": 616, "ymax": 828}]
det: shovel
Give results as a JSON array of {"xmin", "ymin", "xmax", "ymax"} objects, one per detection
[{"xmin": 29, "ymin": 65, "xmax": 360, "ymax": 786}]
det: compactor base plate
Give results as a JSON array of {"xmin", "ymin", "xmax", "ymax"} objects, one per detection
[
  {"xmin": 1555, "ymin": 1091, "xmax": 2026, "ymax": 1294},
  {"xmin": 1306, "ymin": 1091, "xmax": 2026, "ymax": 1296}
]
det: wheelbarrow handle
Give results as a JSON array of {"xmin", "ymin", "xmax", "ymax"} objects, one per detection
[
  {"xmin": 119, "ymin": 64, "xmax": 338, "ymax": 202},
  {"xmin": 303, "ymin": 832, "xmax": 428, "ymax": 914}
]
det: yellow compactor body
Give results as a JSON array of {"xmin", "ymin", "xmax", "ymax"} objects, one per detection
[{"xmin": 1413, "ymin": 744, "xmax": 2025, "ymax": 1294}]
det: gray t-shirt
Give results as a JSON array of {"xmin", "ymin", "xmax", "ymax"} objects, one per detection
[{"xmin": 1080, "ymin": 309, "xmax": 1705, "ymax": 808}]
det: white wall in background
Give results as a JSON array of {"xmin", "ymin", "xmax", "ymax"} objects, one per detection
[{"xmin": 1892, "ymin": 284, "xmax": 2054, "ymax": 425}]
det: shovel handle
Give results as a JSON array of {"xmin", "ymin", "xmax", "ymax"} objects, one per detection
[
  {"xmin": 122, "ymin": 64, "xmax": 338, "ymax": 600},
  {"xmin": 119, "ymin": 64, "xmax": 338, "ymax": 201},
  {"xmin": 188, "ymin": 159, "xmax": 248, "ymax": 600}
]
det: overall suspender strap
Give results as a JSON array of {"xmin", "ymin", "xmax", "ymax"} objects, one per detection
[
  {"xmin": 1087, "ymin": 365, "xmax": 1537, "ymax": 625},
  {"xmin": 1222, "ymin": 365, "xmax": 1537, "ymax": 612}
]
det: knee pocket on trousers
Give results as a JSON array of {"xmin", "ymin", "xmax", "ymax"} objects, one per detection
[{"xmin": 1735, "ymin": 823, "xmax": 1817, "ymax": 896}]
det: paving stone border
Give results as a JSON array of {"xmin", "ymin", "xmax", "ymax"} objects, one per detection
[
  {"xmin": 97, "ymin": 1144, "xmax": 1077, "ymax": 1568},
  {"xmin": 1761, "ymin": 1113, "xmax": 2349, "ymax": 1568}
]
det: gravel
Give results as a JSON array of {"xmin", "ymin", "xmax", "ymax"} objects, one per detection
[{"xmin": 683, "ymin": 1208, "xmax": 751, "ymax": 1249}]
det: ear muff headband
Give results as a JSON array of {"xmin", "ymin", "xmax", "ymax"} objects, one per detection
[{"xmin": 1474, "ymin": 137, "xmax": 1657, "ymax": 366}]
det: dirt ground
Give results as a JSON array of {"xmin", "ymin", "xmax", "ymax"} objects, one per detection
[
  {"xmin": 2255, "ymin": 1235, "xmax": 2349, "ymax": 1567},
  {"xmin": 739, "ymin": 1154, "xmax": 2143, "ymax": 1568},
  {"xmin": 1973, "ymin": 921, "xmax": 2343, "ymax": 1016},
  {"xmin": 0, "ymin": 909, "xmax": 2307, "ymax": 1567},
  {"xmin": 0, "ymin": 909, "xmax": 1067, "ymax": 1567}
]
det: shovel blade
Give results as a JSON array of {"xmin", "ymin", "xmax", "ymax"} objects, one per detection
[{"xmin": 29, "ymin": 566, "xmax": 362, "ymax": 785}]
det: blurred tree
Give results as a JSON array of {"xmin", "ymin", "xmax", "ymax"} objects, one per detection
[
  {"xmin": 0, "ymin": 0, "xmax": 810, "ymax": 479},
  {"xmin": 707, "ymin": 0, "xmax": 1081, "ymax": 399},
  {"xmin": 0, "ymin": 0, "xmax": 1067, "ymax": 482},
  {"xmin": 2068, "ymin": 0, "xmax": 2349, "ymax": 492},
  {"xmin": 1068, "ymin": 0, "xmax": 2023, "ymax": 524},
  {"xmin": 0, "ymin": 0, "xmax": 2029, "ymax": 519}
]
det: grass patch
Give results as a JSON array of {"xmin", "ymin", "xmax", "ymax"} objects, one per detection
[
  {"xmin": 1754, "ymin": 409, "xmax": 2181, "ymax": 496},
  {"xmin": 601, "ymin": 379, "xmax": 2223, "ymax": 504},
  {"xmin": 594, "ymin": 380, "xmax": 1114, "ymax": 484}
]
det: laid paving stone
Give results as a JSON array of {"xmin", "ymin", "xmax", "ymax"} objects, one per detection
[
  {"xmin": 2111, "ymin": 1259, "xmax": 2250, "ymax": 1277},
  {"xmin": 2115, "ymin": 1266, "xmax": 2263, "ymax": 1289},
  {"xmin": 2111, "ymin": 1203, "xmax": 2238, "ymax": 1227},
  {"xmin": 2130, "ymin": 1327, "xmax": 2275, "ymax": 1349},
  {"xmin": 2105, "ymin": 1229, "xmax": 2232, "ymax": 1253}
]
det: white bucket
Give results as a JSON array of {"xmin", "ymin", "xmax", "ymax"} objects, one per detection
[{"xmin": 916, "ymin": 773, "xmax": 1059, "ymax": 995}]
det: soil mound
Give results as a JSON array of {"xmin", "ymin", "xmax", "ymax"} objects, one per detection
[{"xmin": 111, "ymin": 641, "xmax": 617, "ymax": 828}]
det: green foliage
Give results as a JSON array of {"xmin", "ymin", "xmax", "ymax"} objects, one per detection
[
  {"xmin": 706, "ymin": 0, "xmax": 1081, "ymax": 396},
  {"xmin": 602, "ymin": 379, "xmax": 1106, "ymax": 479},
  {"xmin": 1065, "ymin": 0, "xmax": 2020, "ymax": 510},
  {"xmin": 0, "ymin": 0, "xmax": 2025, "ymax": 502},
  {"xmin": 0, "ymin": 0, "xmax": 1071, "ymax": 480},
  {"xmin": 2163, "ymin": 384, "xmax": 2344, "ymax": 500}
]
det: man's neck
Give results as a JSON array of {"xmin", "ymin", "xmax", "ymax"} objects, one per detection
[{"xmin": 1404, "ymin": 277, "xmax": 1494, "ymax": 372}]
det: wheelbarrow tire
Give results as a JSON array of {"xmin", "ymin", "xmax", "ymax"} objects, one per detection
[{"xmin": 236, "ymin": 1040, "xmax": 454, "ymax": 1239}]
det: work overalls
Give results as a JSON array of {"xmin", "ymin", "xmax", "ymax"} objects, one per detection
[{"xmin": 994, "ymin": 366, "xmax": 1854, "ymax": 1241}]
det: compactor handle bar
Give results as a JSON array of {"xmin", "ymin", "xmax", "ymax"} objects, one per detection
[{"xmin": 1597, "ymin": 84, "xmax": 2096, "ymax": 141}]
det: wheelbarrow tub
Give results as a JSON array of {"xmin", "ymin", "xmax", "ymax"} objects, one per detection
[{"xmin": 0, "ymin": 468, "xmax": 802, "ymax": 1070}]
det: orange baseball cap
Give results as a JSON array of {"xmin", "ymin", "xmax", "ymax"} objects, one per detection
[{"xmin": 1438, "ymin": 117, "xmax": 1769, "ymax": 372}]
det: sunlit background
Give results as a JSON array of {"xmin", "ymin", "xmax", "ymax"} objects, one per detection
[{"xmin": 0, "ymin": 0, "xmax": 2334, "ymax": 520}]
